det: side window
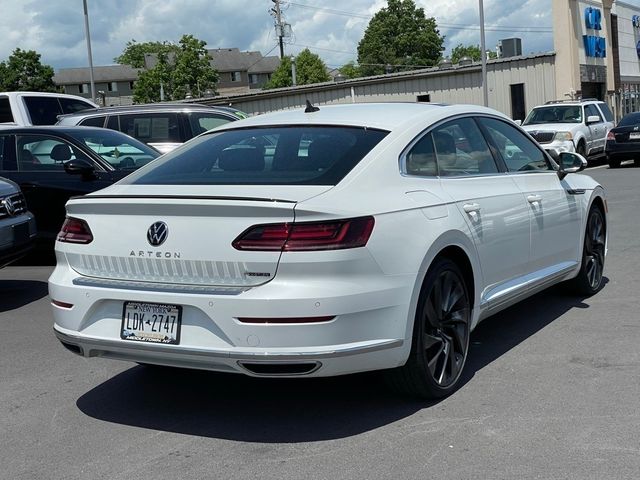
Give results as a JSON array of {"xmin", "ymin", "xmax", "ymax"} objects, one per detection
[
  {"xmin": 187, "ymin": 113, "xmax": 233, "ymax": 136},
  {"xmin": 432, "ymin": 118, "xmax": 498, "ymax": 176},
  {"xmin": 23, "ymin": 96, "xmax": 63, "ymax": 125},
  {"xmin": 405, "ymin": 134, "xmax": 437, "ymax": 176},
  {"xmin": 480, "ymin": 117, "xmax": 552, "ymax": 172},
  {"xmin": 79, "ymin": 116, "xmax": 107, "ymax": 128},
  {"xmin": 0, "ymin": 135, "xmax": 16, "ymax": 171},
  {"xmin": 16, "ymin": 135, "xmax": 79, "ymax": 171},
  {"xmin": 597, "ymin": 102, "xmax": 614, "ymax": 122},
  {"xmin": 119, "ymin": 113, "xmax": 181, "ymax": 143},
  {"xmin": 59, "ymin": 98, "xmax": 95, "ymax": 114},
  {"xmin": 0, "ymin": 97, "xmax": 14, "ymax": 123},
  {"xmin": 585, "ymin": 104, "xmax": 602, "ymax": 122},
  {"xmin": 106, "ymin": 115, "xmax": 119, "ymax": 131}
]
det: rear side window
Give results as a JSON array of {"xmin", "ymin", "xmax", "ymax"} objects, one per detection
[
  {"xmin": 23, "ymin": 96, "xmax": 62, "ymax": 125},
  {"xmin": 124, "ymin": 126, "xmax": 388, "ymax": 186},
  {"xmin": 119, "ymin": 113, "xmax": 181, "ymax": 143},
  {"xmin": 79, "ymin": 116, "xmax": 107, "ymax": 127},
  {"xmin": 187, "ymin": 112, "xmax": 234, "ymax": 136},
  {"xmin": 60, "ymin": 98, "xmax": 94, "ymax": 114},
  {"xmin": 0, "ymin": 97, "xmax": 13, "ymax": 123},
  {"xmin": 597, "ymin": 102, "xmax": 614, "ymax": 122},
  {"xmin": 431, "ymin": 118, "xmax": 498, "ymax": 176}
]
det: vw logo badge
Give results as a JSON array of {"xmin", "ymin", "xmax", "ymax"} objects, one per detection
[
  {"xmin": 147, "ymin": 221, "xmax": 168, "ymax": 246},
  {"xmin": 2, "ymin": 197, "xmax": 15, "ymax": 217}
]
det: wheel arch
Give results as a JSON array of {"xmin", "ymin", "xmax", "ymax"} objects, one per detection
[{"xmin": 403, "ymin": 231, "xmax": 482, "ymax": 349}]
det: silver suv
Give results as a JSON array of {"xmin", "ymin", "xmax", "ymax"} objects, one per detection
[
  {"xmin": 0, "ymin": 177, "xmax": 36, "ymax": 267},
  {"xmin": 520, "ymin": 99, "xmax": 615, "ymax": 161},
  {"xmin": 56, "ymin": 103, "xmax": 247, "ymax": 154}
]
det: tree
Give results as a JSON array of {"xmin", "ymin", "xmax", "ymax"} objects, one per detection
[
  {"xmin": 171, "ymin": 35, "xmax": 218, "ymax": 100},
  {"xmin": 357, "ymin": 0, "xmax": 444, "ymax": 76},
  {"xmin": 0, "ymin": 48, "xmax": 56, "ymax": 92},
  {"xmin": 338, "ymin": 61, "xmax": 362, "ymax": 79},
  {"xmin": 116, "ymin": 35, "xmax": 218, "ymax": 103},
  {"xmin": 263, "ymin": 49, "xmax": 330, "ymax": 89},
  {"xmin": 450, "ymin": 44, "xmax": 497, "ymax": 64}
]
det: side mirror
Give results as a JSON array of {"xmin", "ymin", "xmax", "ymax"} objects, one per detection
[
  {"xmin": 514, "ymin": 119, "xmax": 522, "ymax": 126},
  {"xmin": 64, "ymin": 158, "xmax": 95, "ymax": 178},
  {"xmin": 557, "ymin": 152, "xmax": 587, "ymax": 180},
  {"xmin": 586, "ymin": 115, "xmax": 601, "ymax": 124}
]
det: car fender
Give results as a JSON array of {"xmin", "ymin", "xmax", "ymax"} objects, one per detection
[{"xmin": 402, "ymin": 228, "xmax": 482, "ymax": 349}]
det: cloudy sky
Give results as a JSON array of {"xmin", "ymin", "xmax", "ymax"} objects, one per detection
[{"xmin": 0, "ymin": 0, "xmax": 635, "ymax": 71}]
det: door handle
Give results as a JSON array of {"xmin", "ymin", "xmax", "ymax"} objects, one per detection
[
  {"xmin": 463, "ymin": 203, "xmax": 481, "ymax": 213},
  {"xmin": 527, "ymin": 194, "xmax": 542, "ymax": 204}
]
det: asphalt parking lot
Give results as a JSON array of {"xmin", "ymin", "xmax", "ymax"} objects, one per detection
[{"xmin": 1, "ymin": 163, "xmax": 639, "ymax": 480}]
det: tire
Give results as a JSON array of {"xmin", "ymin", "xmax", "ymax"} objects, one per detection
[
  {"xmin": 576, "ymin": 141, "xmax": 587, "ymax": 160},
  {"xmin": 635, "ymin": 156, "xmax": 640, "ymax": 167},
  {"xmin": 608, "ymin": 157, "xmax": 621, "ymax": 168},
  {"xmin": 569, "ymin": 206, "xmax": 606, "ymax": 296},
  {"xmin": 386, "ymin": 257, "xmax": 471, "ymax": 399}
]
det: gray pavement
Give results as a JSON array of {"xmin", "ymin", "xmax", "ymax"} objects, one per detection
[{"xmin": 1, "ymin": 164, "xmax": 639, "ymax": 480}]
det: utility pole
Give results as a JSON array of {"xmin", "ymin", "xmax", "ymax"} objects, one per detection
[
  {"xmin": 272, "ymin": 0, "xmax": 285, "ymax": 59},
  {"xmin": 82, "ymin": 0, "xmax": 96, "ymax": 102}
]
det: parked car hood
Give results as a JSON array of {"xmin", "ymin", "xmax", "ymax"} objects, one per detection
[{"xmin": 522, "ymin": 123, "xmax": 578, "ymax": 132}]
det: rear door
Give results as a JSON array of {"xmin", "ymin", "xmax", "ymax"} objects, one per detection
[
  {"xmin": 434, "ymin": 117, "xmax": 531, "ymax": 303},
  {"xmin": 585, "ymin": 104, "xmax": 605, "ymax": 155}
]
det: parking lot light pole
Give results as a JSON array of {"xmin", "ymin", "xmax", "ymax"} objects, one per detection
[
  {"xmin": 479, "ymin": 0, "xmax": 488, "ymax": 106},
  {"xmin": 82, "ymin": 0, "xmax": 96, "ymax": 102}
]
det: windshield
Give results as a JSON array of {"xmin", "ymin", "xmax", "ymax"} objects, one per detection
[
  {"xmin": 65, "ymin": 129, "xmax": 160, "ymax": 170},
  {"xmin": 523, "ymin": 106, "xmax": 582, "ymax": 125},
  {"xmin": 123, "ymin": 125, "xmax": 388, "ymax": 186}
]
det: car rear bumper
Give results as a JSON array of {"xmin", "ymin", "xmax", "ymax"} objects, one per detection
[
  {"xmin": 605, "ymin": 141, "xmax": 640, "ymax": 159},
  {"xmin": 49, "ymin": 263, "xmax": 414, "ymax": 378}
]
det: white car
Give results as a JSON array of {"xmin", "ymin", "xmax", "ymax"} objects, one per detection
[{"xmin": 49, "ymin": 103, "xmax": 607, "ymax": 398}]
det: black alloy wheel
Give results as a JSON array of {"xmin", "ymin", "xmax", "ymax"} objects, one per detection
[
  {"xmin": 571, "ymin": 207, "xmax": 606, "ymax": 295},
  {"xmin": 388, "ymin": 258, "xmax": 471, "ymax": 398}
]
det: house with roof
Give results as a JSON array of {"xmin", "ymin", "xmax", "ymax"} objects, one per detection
[
  {"xmin": 53, "ymin": 65, "xmax": 141, "ymax": 106},
  {"xmin": 208, "ymin": 48, "xmax": 280, "ymax": 94}
]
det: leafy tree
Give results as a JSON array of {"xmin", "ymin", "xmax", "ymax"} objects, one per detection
[
  {"xmin": 117, "ymin": 35, "xmax": 218, "ymax": 103},
  {"xmin": 171, "ymin": 35, "xmax": 218, "ymax": 100},
  {"xmin": 114, "ymin": 40, "xmax": 178, "ymax": 69},
  {"xmin": 263, "ymin": 49, "xmax": 330, "ymax": 89},
  {"xmin": 0, "ymin": 48, "xmax": 56, "ymax": 92},
  {"xmin": 450, "ymin": 44, "xmax": 482, "ymax": 63},
  {"xmin": 450, "ymin": 44, "xmax": 497, "ymax": 64},
  {"xmin": 338, "ymin": 61, "xmax": 362, "ymax": 79},
  {"xmin": 263, "ymin": 56, "xmax": 293, "ymax": 89},
  {"xmin": 357, "ymin": 0, "xmax": 444, "ymax": 76}
]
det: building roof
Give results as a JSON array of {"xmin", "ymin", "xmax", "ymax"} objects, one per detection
[
  {"xmin": 208, "ymin": 48, "xmax": 280, "ymax": 74},
  {"xmin": 54, "ymin": 65, "xmax": 141, "ymax": 84}
]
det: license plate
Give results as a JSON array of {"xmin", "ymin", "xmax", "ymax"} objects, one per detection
[
  {"xmin": 630, "ymin": 132, "xmax": 640, "ymax": 140},
  {"xmin": 12, "ymin": 222, "xmax": 29, "ymax": 245},
  {"xmin": 121, "ymin": 302, "xmax": 182, "ymax": 344}
]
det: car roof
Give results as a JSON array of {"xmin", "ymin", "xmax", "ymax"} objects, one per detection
[
  {"xmin": 57, "ymin": 102, "xmax": 245, "ymax": 119},
  {"xmin": 0, "ymin": 125, "xmax": 140, "ymax": 136},
  {"xmin": 209, "ymin": 102, "xmax": 506, "ymax": 132}
]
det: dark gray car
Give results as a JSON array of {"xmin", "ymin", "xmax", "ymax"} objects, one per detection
[
  {"xmin": 56, "ymin": 103, "xmax": 247, "ymax": 153},
  {"xmin": 0, "ymin": 177, "xmax": 36, "ymax": 267}
]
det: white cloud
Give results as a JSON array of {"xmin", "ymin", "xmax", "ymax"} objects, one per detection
[{"xmin": 1, "ymin": 0, "xmax": 639, "ymax": 72}]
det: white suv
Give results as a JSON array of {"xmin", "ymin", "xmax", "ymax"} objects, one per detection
[{"xmin": 520, "ymin": 99, "xmax": 615, "ymax": 161}]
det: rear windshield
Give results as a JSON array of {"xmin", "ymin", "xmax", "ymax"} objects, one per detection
[
  {"xmin": 123, "ymin": 126, "xmax": 389, "ymax": 186},
  {"xmin": 618, "ymin": 113, "xmax": 640, "ymax": 127}
]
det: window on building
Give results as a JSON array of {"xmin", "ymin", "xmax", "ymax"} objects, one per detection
[
  {"xmin": 249, "ymin": 74, "xmax": 259, "ymax": 84},
  {"xmin": 231, "ymin": 71, "xmax": 242, "ymax": 82},
  {"xmin": 79, "ymin": 84, "xmax": 89, "ymax": 94},
  {"xmin": 107, "ymin": 82, "xmax": 118, "ymax": 92},
  {"xmin": 416, "ymin": 94, "xmax": 431, "ymax": 102},
  {"xmin": 129, "ymin": 81, "xmax": 136, "ymax": 90}
]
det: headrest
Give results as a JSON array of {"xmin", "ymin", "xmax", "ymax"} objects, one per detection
[
  {"xmin": 218, "ymin": 147, "xmax": 264, "ymax": 171},
  {"xmin": 51, "ymin": 144, "xmax": 72, "ymax": 161}
]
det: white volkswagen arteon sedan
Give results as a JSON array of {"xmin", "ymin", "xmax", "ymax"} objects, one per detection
[{"xmin": 49, "ymin": 102, "xmax": 607, "ymax": 398}]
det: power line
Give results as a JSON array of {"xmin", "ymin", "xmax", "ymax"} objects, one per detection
[{"xmin": 285, "ymin": 1, "xmax": 552, "ymax": 33}]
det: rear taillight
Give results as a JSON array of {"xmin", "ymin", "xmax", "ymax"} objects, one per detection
[
  {"xmin": 233, "ymin": 216, "xmax": 375, "ymax": 251},
  {"xmin": 607, "ymin": 131, "xmax": 615, "ymax": 141},
  {"xmin": 57, "ymin": 217, "xmax": 93, "ymax": 244}
]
